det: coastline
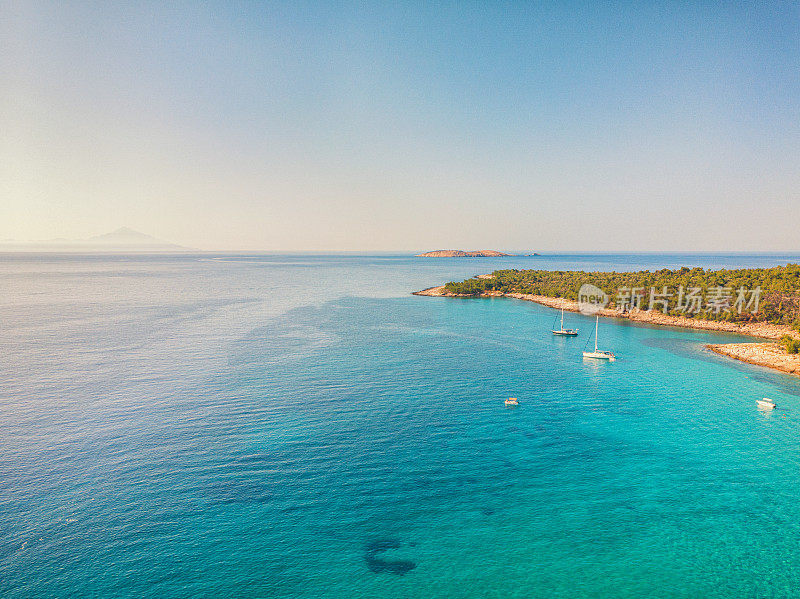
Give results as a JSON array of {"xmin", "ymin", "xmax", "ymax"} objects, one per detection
[
  {"xmin": 706, "ymin": 343, "xmax": 800, "ymax": 377},
  {"xmin": 413, "ymin": 284, "xmax": 800, "ymax": 377}
]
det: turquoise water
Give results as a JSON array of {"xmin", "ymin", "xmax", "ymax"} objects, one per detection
[{"xmin": 3, "ymin": 253, "xmax": 800, "ymax": 598}]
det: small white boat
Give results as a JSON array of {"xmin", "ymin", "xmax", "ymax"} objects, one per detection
[
  {"xmin": 582, "ymin": 315, "xmax": 616, "ymax": 361},
  {"xmin": 757, "ymin": 398, "xmax": 776, "ymax": 410},
  {"xmin": 552, "ymin": 307, "xmax": 578, "ymax": 336},
  {"xmin": 505, "ymin": 397, "xmax": 519, "ymax": 406}
]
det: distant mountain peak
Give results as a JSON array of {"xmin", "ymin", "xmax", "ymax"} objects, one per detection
[
  {"xmin": 0, "ymin": 227, "xmax": 191, "ymax": 252},
  {"xmin": 112, "ymin": 226, "xmax": 145, "ymax": 236},
  {"xmin": 87, "ymin": 227, "xmax": 162, "ymax": 243}
]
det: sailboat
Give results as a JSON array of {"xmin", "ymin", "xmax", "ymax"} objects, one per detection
[
  {"xmin": 552, "ymin": 306, "xmax": 578, "ymax": 336},
  {"xmin": 582, "ymin": 315, "xmax": 615, "ymax": 361}
]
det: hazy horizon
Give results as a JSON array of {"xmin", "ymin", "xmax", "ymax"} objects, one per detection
[{"xmin": 3, "ymin": 2, "xmax": 799, "ymax": 252}]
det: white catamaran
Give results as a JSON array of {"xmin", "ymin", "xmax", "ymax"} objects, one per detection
[
  {"xmin": 583, "ymin": 315, "xmax": 615, "ymax": 361},
  {"xmin": 552, "ymin": 307, "xmax": 579, "ymax": 336}
]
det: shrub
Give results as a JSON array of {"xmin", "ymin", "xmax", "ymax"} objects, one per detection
[{"xmin": 781, "ymin": 335, "xmax": 800, "ymax": 354}]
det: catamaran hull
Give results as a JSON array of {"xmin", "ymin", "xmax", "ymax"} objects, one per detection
[{"xmin": 552, "ymin": 330, "xmax": 578, "ymax": 336}]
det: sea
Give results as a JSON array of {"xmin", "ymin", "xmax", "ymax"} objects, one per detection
[{"xmin": 3, "ymin": 252, "xmax": 800, "ymax": 598}]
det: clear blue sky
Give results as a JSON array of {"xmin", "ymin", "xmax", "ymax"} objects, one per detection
[{"xmin": 2, "ymin": 1, "xmax": 799, "ymax": 250}]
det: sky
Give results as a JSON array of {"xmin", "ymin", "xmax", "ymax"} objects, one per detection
[{"xmin": 2, "ymin": 1, "xmax": 799, "ymax": 251}]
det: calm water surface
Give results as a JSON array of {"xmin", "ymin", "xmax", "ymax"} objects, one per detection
[{"xmin": 2, "ymin": 253, "xmax": 800, "ymax": 598}]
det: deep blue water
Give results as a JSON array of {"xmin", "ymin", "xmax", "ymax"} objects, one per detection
[{"xmin": 3, "ymin": 252, "xmax": 800, "ymax": 598}]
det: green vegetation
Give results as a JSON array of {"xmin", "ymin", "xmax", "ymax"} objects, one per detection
[
  {"xmin": 444, "ymin": 264, "xmax": 800, "ymax": 326},
  {"xmin": 782, "ymin": 335, "xmax": 800, "ymax": 354}
]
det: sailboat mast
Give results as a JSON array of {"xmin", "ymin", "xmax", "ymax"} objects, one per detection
[
  {"xmin": 561, "ymin": 307, "xmax": 564, "ymax": 330},
  {"xmin": 594, "ymin": 315, "xmax": 599, "ymax": 352}
]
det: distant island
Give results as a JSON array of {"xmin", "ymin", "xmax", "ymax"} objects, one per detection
[
  {"xmin": 416, "ymin": 249, "xmax": 512, "ymax": 257},
  {"xmin": 0, "ymin": 227, "xmax": 190, "ymax": 252}
]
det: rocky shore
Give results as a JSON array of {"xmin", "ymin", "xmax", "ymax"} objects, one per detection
[
  {"xmin": 413, "ymin": 284, "xmax": 800, "ymax": 377},
  {"xmin": 706, "ymin": 343, "xmax": 800, "ymax": 376}
]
